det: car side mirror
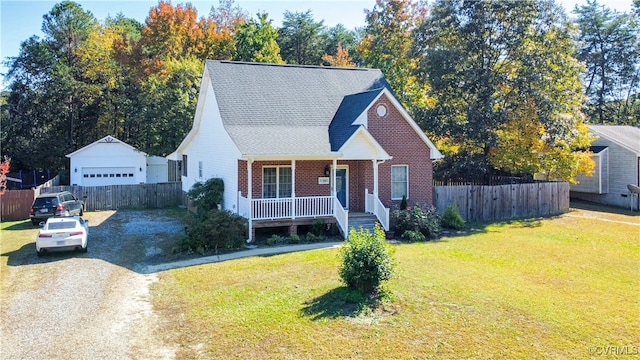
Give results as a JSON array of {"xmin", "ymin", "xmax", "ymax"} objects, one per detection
[
  {"xmin": 39, "ymin": 221, "xmax": 45, "ymax": 227},
  {"xmin": 84, "ymin": 219, "xmax": 89, "ymax": 225}
]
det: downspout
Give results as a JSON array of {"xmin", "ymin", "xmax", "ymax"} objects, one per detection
[{"xmin": 247, "ymin": 157, "xmax": 254, "ymax": 243}]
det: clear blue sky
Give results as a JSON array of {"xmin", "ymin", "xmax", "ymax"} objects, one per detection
[{"xmin": 0, "ymin": 0, "xmax": 634, "ymax": 90}]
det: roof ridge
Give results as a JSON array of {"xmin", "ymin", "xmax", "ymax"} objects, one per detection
[
  {"xmin": 211, "ymin": 60, "xmax": 374, "ymax": 72},
  {"xmin": 345, "ymin": 88, "xmax": 386, "ymax": 97}
]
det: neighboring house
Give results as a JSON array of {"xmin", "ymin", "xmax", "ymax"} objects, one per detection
[
  {"xmin": 174, "ymin": 60, "xmax": 442, "ymax": 240},
  {"xmin": 571, "ymin": 125, "xmax": 640, "ymax": 209},
  {"xmin": 67, "ymin": 135, "xmax": 168, "ymax": 186}
]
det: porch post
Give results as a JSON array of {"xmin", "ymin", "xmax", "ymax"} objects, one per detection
[
  {"xmin": 247, "ymin": 158, "xmax": 253, "ymax": 243},
  {"xmin": 291, "ymin": 160, "xmax": 296, "ymax": 219},
  {"xmin": 373, "ymin": 159, "xmax": 379, "ymax": 197},
  {"xmin": 332, "ymin": 159, "xmax": 337, "ymax": 199}
]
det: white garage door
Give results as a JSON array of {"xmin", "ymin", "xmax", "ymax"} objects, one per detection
[{"xmin": 81, "ymin": 167, "xmax": 137, "ymax": 186}]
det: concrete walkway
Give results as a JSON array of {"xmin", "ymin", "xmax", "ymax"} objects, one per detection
[{"xmin": 146, "ymin": 242, "xmax": 343, "ymax": 273}]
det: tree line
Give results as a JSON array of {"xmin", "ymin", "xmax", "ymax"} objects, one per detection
[{"xmin": 1, "ymin": 0, "xmax": 638, "ymax": 183}]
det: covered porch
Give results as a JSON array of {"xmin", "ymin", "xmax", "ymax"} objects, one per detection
[{"xmin": 237, "ymin": 157, "xmax": 389, "ymax": 242}]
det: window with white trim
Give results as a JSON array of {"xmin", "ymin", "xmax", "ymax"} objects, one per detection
[
  {"xmin": 391, "ymin": 165, "xmax": 408, "ymax": 200},
  {"xmin": 263, "ymin": 166, "xmax": 292, "ymax": 198}
]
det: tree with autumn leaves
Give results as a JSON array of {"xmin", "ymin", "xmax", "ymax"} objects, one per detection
[
  {"xmin": 2, "ymin": 0, "xmax": 247, "ymax": 170},
  {"xmin": 3, "ymin": 0, "xmax": 629, "ymax": 185},
  {"xmin": 413, "ymin": 0, "xmax": 594, "ymax": 182},
  {"xmin": 0, "ymin": 156, "xmax": 10, "ymax": 194}
]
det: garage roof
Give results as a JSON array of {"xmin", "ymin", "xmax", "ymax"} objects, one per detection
[{"xmin": 66, "ymin": 135, "xmax": 147, "ymax": 158}]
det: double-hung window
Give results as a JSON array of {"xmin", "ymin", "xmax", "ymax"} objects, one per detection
[
  {"xmin": 391, "ymin": 165, "xmax": 408, "ymax": 200},
  {"xmin": 263, "ymin": 166, "xmax": 292, "ymax": 198}
]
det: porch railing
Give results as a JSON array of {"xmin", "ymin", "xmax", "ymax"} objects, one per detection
[
  {"xmin": 334, "ymin": 196, "xmax": 348, "ymax": 238},
  {"xmin": 295, "ymin": 196, "xmax": 333, "ymax": 218},
  {"xmin": 253, "ymin": 197, "xmax": 292, "ymax": 219},
  {"xmin": 237, "ymin": 194, "xmax": 334, "ymax": 220},
  {"xmin": 238, "ymin": 191, "xmax": 250, "ymax": 218},
  {"xmin": 364, "ymin": 189, "xmax": 390, "ymax": 231},
  {"xmin": 236, "ymin": 194, "xmax": 349, "ymax": 237}
]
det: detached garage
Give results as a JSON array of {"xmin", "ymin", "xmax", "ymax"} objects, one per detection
[{"xmin": 67, "ymin": 135, "xmax": 147, "ymax": 186}]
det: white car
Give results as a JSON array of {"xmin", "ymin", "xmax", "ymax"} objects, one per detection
[{"xmin": 36, "ymin": 216, "xmax": 89, "ymax": 256}]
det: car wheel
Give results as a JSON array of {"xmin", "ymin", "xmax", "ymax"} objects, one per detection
[
  {"xmin": 36, "ymin": 250, "xmax": 43, "ymax": 257},
  {"xmin": 79, "ymin": 207, "xmax": 84, "ymax": 216},
  {"xmin": 80, "ymin": 245, "xmax": 88, "ymax": 253}
]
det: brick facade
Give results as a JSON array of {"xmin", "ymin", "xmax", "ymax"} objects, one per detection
[
  {"xmin": 368, "ymin": 95, "xmax": 434, "ymax": 208},
  {"xmin": 236, "ymin": 93, "xmax": 434, "ymax": 210},
  {"xmin": 238, "ymin": 160, "xmax": 333, "ymax": 199}
]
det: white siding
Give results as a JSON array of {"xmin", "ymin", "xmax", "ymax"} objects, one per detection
[
  {"xmin": 571, "ymin": 150, "xmax": 608, "ymax": 194},
  {"xmin": 340, "ymin": 131, "xmax": 381, "ymax": 160},
  {"xmin": 69, "ymin": 142, "xmax": 146, "ymax": 186},
  {"xmin": 181, "ymin": 72, "xmax": 242, "ymax": 211},
  {"xmin": 571, "ymin": 137, "xmax": 639, "ymax": 208}
]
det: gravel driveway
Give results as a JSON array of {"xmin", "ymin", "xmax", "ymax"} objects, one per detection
[{"xmin": 1, "ymin": 209, "xmax": 185, "ymax": 360}]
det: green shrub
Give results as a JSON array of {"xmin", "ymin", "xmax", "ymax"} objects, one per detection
[
  {"xmin": 306, "ymin": 233, "xmax": 318, "ymax": 242},
  {"xmin": 401, "ymin": 230, "xmax": 425, "ymax": 242},
  {"xmin": 266, "ymin": 234, "xmax": 286, "ymax": 246},
  {"xmin": 178, "ymin": 210, "xmax": 247, "ymax": 253},
  {"xmin": 339, "ymin": 224, "xmax": 395, "ymax": 293},
  {"xmin": 390, "ymin": 206, "xmax": 441, "ymax": 239},
  {"xmin": 186, "ymin": 178, "xmax": 224, "ymax": 213},
  {"xmin": 400, "ymin": 195, "xmax": 408, "ymax": 210},
  {"xmin": 441, "ymin": 204, "xmax": 466, "ymax": 230},
  {"xmin": 311, "ymin": 219, "xmax": 326, "ymax": 236},
  {"xmin": 290, "ymin": 233, "xmax": 300, "ymax": 244}
]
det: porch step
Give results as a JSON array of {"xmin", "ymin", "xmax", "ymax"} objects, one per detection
[{"xmin": 348, "ymin": 212, "xmax": 379, "ymax": 233}]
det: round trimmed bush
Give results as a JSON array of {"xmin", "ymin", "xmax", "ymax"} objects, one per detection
[{"xmin": 339, "ymin": 224, "xmax": 395, "ymax": 293}]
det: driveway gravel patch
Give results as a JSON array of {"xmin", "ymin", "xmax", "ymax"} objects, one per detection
[
  {"xmin": 1, "ymin": 209, "xmax": 185, "ymax": 360},
  {"xmin": 1, "ymin": 208, "xmax": 343, "ymax": 360}
]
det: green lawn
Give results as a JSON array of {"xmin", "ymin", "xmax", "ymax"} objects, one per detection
[
  {"xmin": 2, "ymin": 206, "xmax": 637, "ymax": 358},
  {"xmin": 151, "ymin": 207, "xmax": 639, "ymax": 359}
]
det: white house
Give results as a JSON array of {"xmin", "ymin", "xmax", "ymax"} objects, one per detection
[
  {"xmin": 571, "ymin": 125, "xmax": 640, "ymax": 209},
  {"xmin": 172, "ymin": 60, "xmax": 442, "ymax": 240},
  {"xmin": 66, "ymin": 135, "xmax": 167, "ymax": 186}
]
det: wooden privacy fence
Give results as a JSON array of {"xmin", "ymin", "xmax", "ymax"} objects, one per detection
[
  {"xmin": 433, "ymin": 182, "xmax": 570, "ymax": 222},
  {"xmin": 0, "ymin": 190, "xmax": 37, "ymax": 221},
  {"xmin": 1, "ymin": 182, "xmax": 183, "ymax": 221},
  {"xmin": 42, "ymin": 183, "xmax": 183, "ymax": 211}
]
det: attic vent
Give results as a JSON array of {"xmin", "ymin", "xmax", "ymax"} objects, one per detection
[{"xmin": 376, "ymin": 104, "xmax": 387, "ymax": 117}]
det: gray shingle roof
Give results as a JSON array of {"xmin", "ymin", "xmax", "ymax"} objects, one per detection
[
  {"xmin": 207, "ymin": 61, "xmax": 392, "ymax": 156},
  {"xmin": 590, "ymin": 125, "xmax": 640, "ymax": 154}
]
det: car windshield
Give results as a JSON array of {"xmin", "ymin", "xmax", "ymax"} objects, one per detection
[
  {"xmin": 34, "ymin": 198, "xmax": 57, "ymax": 207},
  {"xmin": 47, "ymin": 222, "xmax": 77, "ymax": 230}
]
